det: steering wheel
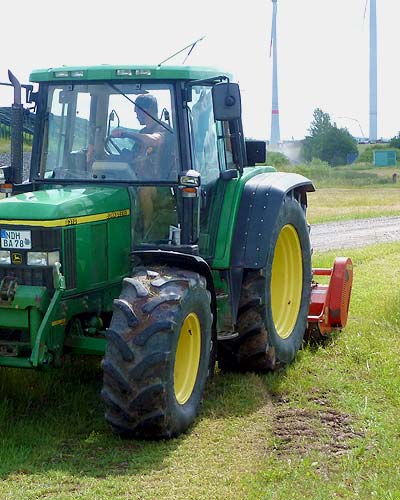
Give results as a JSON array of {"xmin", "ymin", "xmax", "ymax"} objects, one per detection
[{"xmin": 104, "ymin": 135, "xmax": 123, "ymax": 155}]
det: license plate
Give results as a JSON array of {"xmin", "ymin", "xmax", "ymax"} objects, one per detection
[{"xmin": 0, "ymin": 229, "xmax": 32, "ymax": 249}]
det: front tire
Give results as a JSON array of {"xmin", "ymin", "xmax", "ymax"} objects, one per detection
[
  {"xmin": 218, "ymin": 195, "xmax": 312, "ymax": 371},
  {"xmin": 101, "ymin": 267, "xmax": 213, "ymax": 439}
]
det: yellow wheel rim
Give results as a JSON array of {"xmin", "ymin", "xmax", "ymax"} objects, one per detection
[
  {"xmin": 271, "ymin": 224, "xmax": 303, "ymax": 339},
  {"xmin": 174, "ymin": 312, "xmax": 201, "ymax": 405}
]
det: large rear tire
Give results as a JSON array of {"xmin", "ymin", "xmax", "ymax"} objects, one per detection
[
  {"xmin": 101, "ymin": 267, "xmax": 213, "ymax": 439},
  {"xmin": 218, "ymin": 195, "xmax": 311, "ymax": 371}
]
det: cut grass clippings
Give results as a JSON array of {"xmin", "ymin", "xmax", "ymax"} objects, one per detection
[{"xmin": 1, "ymin": 243, "xmax": 400, "ymax": 499}]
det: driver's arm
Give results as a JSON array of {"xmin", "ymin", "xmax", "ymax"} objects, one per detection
[{"xmin": 111, "ymin": 128, "xmax": 163, "ymax": 147}]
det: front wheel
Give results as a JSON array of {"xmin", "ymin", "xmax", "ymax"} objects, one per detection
[
  {"xmin": 101, "ymin": 267, "xmax": 213, "ymax": 439},
  {"xmin": 218, "ymin": 195, "xmax": 312, "ymax": 371}
]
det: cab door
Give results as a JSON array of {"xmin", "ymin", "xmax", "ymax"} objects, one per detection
[{"xmin": 187, "ymin": 85, "xmax": 237, "ymax": 259}]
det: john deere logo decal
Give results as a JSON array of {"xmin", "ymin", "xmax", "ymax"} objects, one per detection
[{"xmin": 12, "ymin": 253, "xmax": 23, "ymax": 264}]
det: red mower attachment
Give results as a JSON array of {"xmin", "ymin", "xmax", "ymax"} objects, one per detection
[{"xmin": 306, "ymin": 257, "xmax": 353, "ymax": 339}]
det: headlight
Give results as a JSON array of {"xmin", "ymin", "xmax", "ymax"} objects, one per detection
[
  {"xmin": 0, "ymin": 250, "xmax": 11, "ymax": 264},
  {"xmin": 27, "ymin": 252, "xmax": 48, "ymax": 266},
  {"xmin": 27, "ymin": 251, "xmax": 60, "ymax": 267},
  {"xmin": 48, "ymin": 251, "xmax": 60, "ymax": 266}
]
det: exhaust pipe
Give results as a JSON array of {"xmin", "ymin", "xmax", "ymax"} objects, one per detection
[{"xmin": 8, "ymin": 70, "xmax": 24, "ymax": 185}]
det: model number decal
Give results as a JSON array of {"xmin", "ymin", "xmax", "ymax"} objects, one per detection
[
  {"xmin": 65, "ymin": 218, "xmax": 78, "ymax": 226},
  {"xmin": 0, "ymin": 210, "xmax": 130, "ymax": 228},
  {"xmin": 107, "ymin": 209, "xmax": 129, "ymax": 219}
]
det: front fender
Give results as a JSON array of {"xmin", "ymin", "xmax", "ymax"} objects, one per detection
[
  {"xmin": 132, "ymin": 249, "xmax": 217, "ymax": 330},
  {"xmin": 231, "ymin": 172, "xmax": 314, "ymax": 269}
]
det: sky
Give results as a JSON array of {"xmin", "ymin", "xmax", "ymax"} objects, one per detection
[{"xmin": 1, "ymin": 0, "xmax": 399, "ymax": 142}]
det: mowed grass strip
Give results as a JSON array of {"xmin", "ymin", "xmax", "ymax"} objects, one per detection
[
  {"xmin": 307, "ymin": 187, "xmax": 400, "ymax": 224},
  {"xmin": 1, "ymin": 243, "xmax": 400, "ymax": 499},
  {"xmin": 244, "ymin": 243, "xmax": 400, "ymax": 499}
]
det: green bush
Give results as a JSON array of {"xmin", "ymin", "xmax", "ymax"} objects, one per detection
[
  {"xmin": 277, "ymin": 158, "xmax": 391, "ymax": 188},
  {"xmin": 389, "ymin": 134, "xmax": 400, "ymax": 148},
  {"xmin": 302, "ymin": 108, "xmax": 358, "ymax": 166},
  {"xmin": 265, "ymin": 151, "xmax": 290, "ymax": 168}
]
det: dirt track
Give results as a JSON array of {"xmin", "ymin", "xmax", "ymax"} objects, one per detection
[{"xmin": 310, "ymin": 216, "xmax": 400, "ymax": 252}]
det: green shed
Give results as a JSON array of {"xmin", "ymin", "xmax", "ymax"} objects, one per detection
[{"xmin": 373, "ymin": 150, "xmax": 397, "ymax": 167}]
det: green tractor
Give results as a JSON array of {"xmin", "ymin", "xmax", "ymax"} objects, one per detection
[{"xmin": 0, "ymin": 66, "xmax": 352, "ymax": 439}]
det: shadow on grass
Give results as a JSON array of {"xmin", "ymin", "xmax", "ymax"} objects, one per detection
[
  {"xmin": 0, "ymin": 358, "xmax": 181, "ymax": 479},
  {"xmin": 0, "ymin": 341, "xmax": 327, "ymax": 480}
]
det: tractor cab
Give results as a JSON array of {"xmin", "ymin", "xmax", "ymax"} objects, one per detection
[{"xmin": 8, "ymin": 65, "xmax": 264, "ymax": 254}]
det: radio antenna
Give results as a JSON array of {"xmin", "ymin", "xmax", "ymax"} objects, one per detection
[{"xmin": 158, "ymin": 36, "xmax": 206, "ymax": 67}]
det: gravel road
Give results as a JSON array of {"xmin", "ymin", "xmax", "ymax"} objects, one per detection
[
  {"xmin": 1, "ymin": 153, "xmax": 399, "ymax": 252},
  {"xmin": 310, "ymin": 216, "xmax": 400, "ymax": 252}
]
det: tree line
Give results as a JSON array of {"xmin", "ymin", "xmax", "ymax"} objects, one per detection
[{"xmin": 301, "ymin": 108, "xmax": 358, "ymax": 166}]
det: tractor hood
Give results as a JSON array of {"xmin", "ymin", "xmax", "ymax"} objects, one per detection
[{"xmin": 0, "ymin": 187, "xmax": 130, "ymax": 225}]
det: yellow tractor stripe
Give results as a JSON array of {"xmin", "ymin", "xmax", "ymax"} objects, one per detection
[{"xmin": 0, "ymin": 209, "xmax": 130, "ymax": 227}]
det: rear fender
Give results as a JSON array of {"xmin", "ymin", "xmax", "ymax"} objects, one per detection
[
  {"xmin": 225, "ymin": 172, "xmax": 314, "ymax": 324},
  {"xmin": 231, "ymin": 172, "xmax": 314, "ymax": 269}
]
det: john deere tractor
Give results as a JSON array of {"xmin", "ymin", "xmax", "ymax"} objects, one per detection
[{"xmin": 0, "ymin": 66, "xmax": 352, "ymax": 439}]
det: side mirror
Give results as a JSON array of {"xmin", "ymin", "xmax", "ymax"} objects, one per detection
[
  {"xmin": 212, "ymin": 82, "xmax": 241, "ymax": 121},
  {"xmin": 246, "ymin": 140, "xmax": 266, "ymax": 166}
]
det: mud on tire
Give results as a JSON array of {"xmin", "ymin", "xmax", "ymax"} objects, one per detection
[{"xmin": 101, "ymin": 266, "xmax": 213, "ymax": 439}]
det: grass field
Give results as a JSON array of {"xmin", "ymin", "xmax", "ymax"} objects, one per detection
[
  {"xmin": 0, "ymin": 138, "xmax": 9, "ymax": 153},
  {"xmin": 1, "ymin": 242, "xmax": 400, "ymax": 499},
  {"xmin": 1, "ymin": 144, "xmax": 400, "ymax": 498},
  {"xmin": 307, "ymin": 187, "xmax": 400, "ymax": 223},
  {"xmin": 0, "ymin": 138, "xmax": 31, "ymax": 154},
  {"xmin": 279, "ymin": 163, "xmax": 400, "ymax": 224}
]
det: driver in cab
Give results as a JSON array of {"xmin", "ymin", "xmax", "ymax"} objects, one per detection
[
  {"xmin": 111, "ymin": 94, "xmax": 166, "ymax": 232},
  {"xmin": 110, "ymin": 94, "xmax": 166, "ymax": 180}
]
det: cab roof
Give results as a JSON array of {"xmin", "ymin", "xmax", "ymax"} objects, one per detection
[{"xmin": 29, "ymin": 65, "xmax": 232, "ymax": 83}]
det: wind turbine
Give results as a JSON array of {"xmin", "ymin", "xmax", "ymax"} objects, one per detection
[
  {"xmin": 365, "ymin": 0, "xmax": 378, "ymax": 142},
  {"xmin": 269, "ymin": 0, "xmax": 281, "ymax": 147}
]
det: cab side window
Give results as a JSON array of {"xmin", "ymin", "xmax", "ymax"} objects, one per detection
[{"xmin": 188, "ymin": 86, "xmax": 219, "ymax": 184}]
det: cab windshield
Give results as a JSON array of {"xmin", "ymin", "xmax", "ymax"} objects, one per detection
[{"xmin": 37, "ymin": 82, "xmax": 179, "ymax": 182}]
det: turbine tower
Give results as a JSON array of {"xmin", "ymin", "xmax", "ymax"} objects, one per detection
[
  {"xmin": 270, "ymin": 0, "xmax": 281, "ymax": 147},
  {"xmin": 369, "ymin": 0, "xmax": 377, "ymax": 142}
]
